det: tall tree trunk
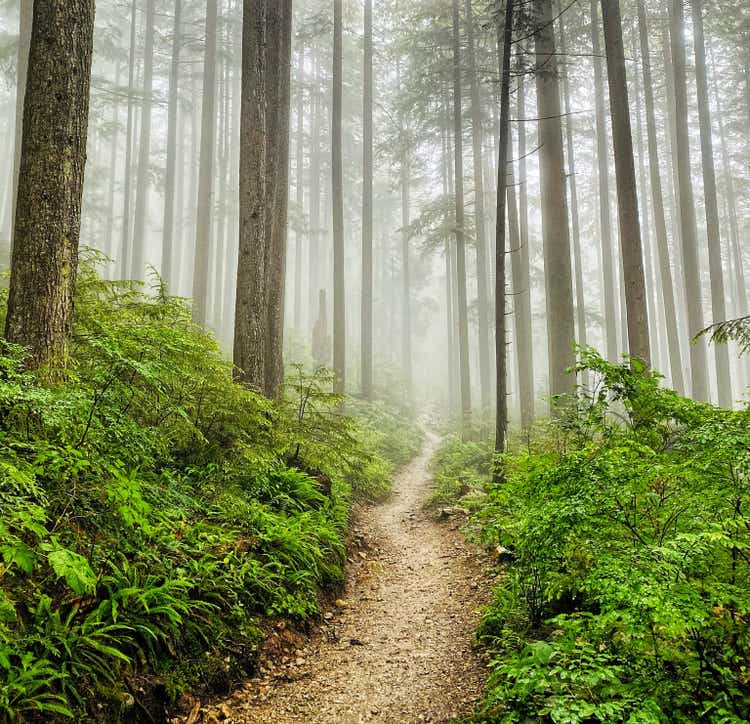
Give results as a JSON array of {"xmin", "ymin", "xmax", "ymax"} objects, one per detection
[
  {"xmin": 691, "ymin": 0, "xmax": 732, "ymax": 406},
  {"xmin": 294, "ymin": 48, "xmax": 305, "ymax": 333},
  {"xmin": 9, "ymin": 0, "xmax": 32, "ymax": 254},
  {"xmin": 558, "ymin": 7, "xmax": 586, "ymax": 354},
  {"xmin": 495, "ymin": 0, "xmax": 513, "ymax": 475},
  {"xmin": 332, "ymin": 0, "xmax": 346, "ymax": 394},
  {"xmin": 466, "ymin": 0, "xmax": 491, "ymax": 414},
  {"xmin": 362, "ymin": 0, "xmax": 374, "ymax": 399},
  {"xmin": 535, "ymin": 0, "xmax": 576, "ymax": 401},
  {"xmin": 263, "ymin": 0, "xmax": 292, "ymax": 396},
  {"xmin": 105, "ymin": 62, "xmax": 121, "ymax": 273},
  {"xmin": 452, "ymin": 0, "xmax": 472, "ymax": 425},
  {"xmin": 119, "ymin": 0, "xmax": 137, "ymax": 279},
  {"xmin": 5, "ymin": 0, "xmax": 95, "ymax": 371},
  {"xmin": 192, "ymin": 0, "xmax": 218, "ymax": 325},
  {"xmin": 308, "ymin": 57, "xmax": 322, "ymax": 335},
  {"xmin": 401, "ymin": 150, "xmax": 413, "ymax": 400},
  {"xmin": 590, "ymin": 0, "xmax": 617, "ymax": 362},
  {"xmin": 235, "ymin": 0, "xmax": 267, "ymax": 387},
  {"xmin": 600, "ymin": 0, "xmax": 650, "ymax": 365},
  {"xmin": 669, "ymin": 0, "xmax": 709, "ymax": 401},
  {"xmin": 214, "ymin": 39, "xmax": 231, "ymax": 332},
  {"xmin": 441, "ymin": 117, "xmax": 457, "ymax": 413},
  {"xmin": 131, "ymin": 0, "xmax": 155, "ymax": 280},
  {"xmin": 162, "ymin": 0, "xmax": 182, "ymax": 289},
  {"xmin": 515, "ymin": 65, "xmax": 534, "ymax": 427}
]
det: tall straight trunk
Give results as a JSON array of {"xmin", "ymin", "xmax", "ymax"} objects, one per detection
[
  {"xmin": 600, "ymin": 0, "xmax": 650, "ymax": 365},
  {"xmin": 192, "ymin": 0, "xmax": 218, "ymax": 325},
  {"xmin": 558, "ymin": 7, "xmax": 586, "ymax": 352},
  {"xmin": 516, "ymin": 66, "xmax": 534, "ymax": 427},
  {"xmin": 131, "ymin": 0, "xmax": 155, "ymax": 280},
  {"xmin": 495, "ymin": 0, "xmax": 513, "ymax": 472},
  {"xmin": 590, "ymin": 0, "xmax": 617, "ymax": 362},
  {"xmin": 162, "ymin": 0, "xmax": 182, "ymax": 289},
  {"xmin": 535, "ymin": 0, "xmax": 576, "ymax": 401},
  {"xmin": 669, "ymin": 0, "xmax": 709, "ymax": 401},
  {"xmin": 691, "ymin": 0, "xmax": 732, "ymax": 406},
  {"xmin": 361, "ymin": 0, "xmax": 374, "ymax": 398},
  {"xmin": 401, "ymin": 151, "xmax": 413, "ymax": 400},
  {"xmin": 294, "ymin": 48, "xmax": 305, "ymax": 332},
  {"xmin": 105, "ymin": 63, "xmax": 121, "ymax": 271},
  {"xmin": 5, "ymin": 0, "xmax": 95, "ymax": 371},
  {"xmin": 10, "ymin": 0, "xmax": 32, "ymax": 253},
  {"xmin": 466, "ymin": 0, "xmax": 491, "ymax": 414},
  {"xmin": 452, "ymin": 0, "xmax": 472, "ymax": 424},
  {"xmin": 332, "ymin": 0, "xmax": 346, "ymax": 394},
  {"xmin": 235, "ymin": 0, "xmax": 267, "ymax": 387},
  {"xmin": 308, "ymin": 57, "xmax": 322, "ymax": 332},
  {"xmin": 263, "ymin": 0, "xmax": 292, "ymax": 396},
  {"xmin": 441, "ymin": 118, "xmax": 457, "ymax": 412}
]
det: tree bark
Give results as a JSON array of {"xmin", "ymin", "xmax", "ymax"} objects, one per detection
[
  {"xmin": 452, "ymin": 0, "xmax": 472, "ymax": 426},
  {"xmin": 600, "ymin": 0, "xmax": 650, "ymax": 366},
  {"xmin": 131, "ymin": 0, "xmax": 155, "ymax": 280},
  {"xmin": 535, "ymin": 0, "xmax": 576, "ymax": 402},
  {"xmin": 669, "ymin": 0, "xmax": 709, "ymax": 401},
  {"xmin": 162, "ymin": 0, "xmax": 182, "ymax": 290},
  {"xmin": 401, "ymin": 148, "xmax": 413, "ymax": 401},
  {"xmin": 5, "ymin": 0, "xmax": 95, "ymax": 372},
  {"xmin": 466, "ymin": 0, "xmax": 491, "ymax": 414},
  {"xmin": 362, "ymin": 0, "xmax": 374, "ymax": 399},
  {"xmin": 332, "ymin": 0, "xmax": 346, "ymax": 394},
  {"xmin": 691, "ymin": 0, "xmax": 732, "ymax": 406},
  {"xmin": 105, "ymin": 62, "xmax": 121, "ymax": 273},
  {"xmin": 192, "ymin": 0, "xmax": 218, "ymax": 325},
  {"xmin": 294, "ymin": 47, "xmax": 305, "ymax": 333}
]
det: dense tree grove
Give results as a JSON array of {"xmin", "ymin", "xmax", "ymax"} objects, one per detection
[{"xmin": 1, "ymin": 0, "xmax": 750, "ymax": 720}]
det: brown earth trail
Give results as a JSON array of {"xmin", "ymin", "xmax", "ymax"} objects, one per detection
[{"xmin": 212, "ymin": 432, "xmax": 493, "ymax": 724}]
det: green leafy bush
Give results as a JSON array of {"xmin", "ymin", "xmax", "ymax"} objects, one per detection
[{"xmin": 0, "ymin": 256, "xmax": 416, "ymax": 721}]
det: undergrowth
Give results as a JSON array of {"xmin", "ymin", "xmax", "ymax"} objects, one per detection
[
  {"xmin": 434, "ymin": 350, "xmax": 750, "ymax": 723},
  {"xmin": 0, "ymin": 255, "xmax": 420, "ymax": 722}
]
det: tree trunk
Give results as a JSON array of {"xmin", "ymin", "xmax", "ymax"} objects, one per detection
[
  {"xmin": 495, "ymin": 0, "xmax": 513, "ymax": 475},
  {"xmin": 5, "ymin": 0, "xmax": 95, "ymax": 372},
  {"xmin": 332, "ymin": 0, "xmax": 346, "ymax": 395},
  {"xmin": 294, "ymin": 47, "xmax": 305, "ymax": 333},
  {"xmin": 105, "ymin": 62, "xmax": 121, "ymax": 273},
  {"xmin": 362, "ymin": 0, "xmax": 374, "ymax": 399},
  {"xmin": 192, "ymin": 0, "xmax": 218, "ymax": 325},
  {"xmin": 401, "ymin": 150, "xmax": 413, "ymax": 401},
  {"xmin": 308, "ymin": 57, "xmax": 322, "ymax": 336},
  {"xmin": 590, "ymin": 0, "xmax": 617, "ymax": 362},
  {"xmin": 600, "ymin": 0, "xmax": 650, "ymax": 366},
  {"xmin": 131, "ymin": 0, "xmax": 155, "ymax": 280},
  {"xmin": 466, "ymin": 0, "xmax": 491, "ymax": 414},
  {"xmin": 452, "ymin": 0, "xmax": 472, "ymax": 425},
  {"xmin": 535, "ymin": 0, "xmax": 576, "ymax": 402},
  {"xmin": 9, "ymin": 0, "xmax": 33, "ymax": 255},
  {"xmin": 234, "ymin": 0, "xmax": 267, "ymax": 388},
  {"xmin": 691, "ymin": 0, "xmax": 732, "ymax": 406},
  {"xmin": 669, "ymin": 0, "xmax": 709, "ymax": 401},
  {"xmin": 162, "ymin": 0, "xmax": 182, "ymax": 290}
]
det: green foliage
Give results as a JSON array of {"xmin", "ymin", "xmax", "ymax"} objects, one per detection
[
  {"xmin": 0, "ymin": 256, "xmax": 416, "ymax": 721},
  {"xmin": 436, "ymin": 352, "xmax": 750, "ymax": 723}
]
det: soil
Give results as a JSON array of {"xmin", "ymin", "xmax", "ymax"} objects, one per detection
[{"xmin": 193, "ymin": 432, "xmax": 494, "ymax": 724}]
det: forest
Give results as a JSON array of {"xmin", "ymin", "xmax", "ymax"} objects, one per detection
[{"xmin": 0, "ymin": 0, "xmax": 749, "ymax": 722}]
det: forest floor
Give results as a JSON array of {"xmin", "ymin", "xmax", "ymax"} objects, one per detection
[{"xmin": 196, "ymin": 432, "xmax": 494, "ymax": 724}]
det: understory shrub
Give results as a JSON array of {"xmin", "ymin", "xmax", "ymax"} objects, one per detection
[
  {"xmin": 0, "ymin": 255, "xmax": 417, "ymax": 722},
  {"xmin": 434, "ymin": 350, "xmax": 750, "ymax": 723}
]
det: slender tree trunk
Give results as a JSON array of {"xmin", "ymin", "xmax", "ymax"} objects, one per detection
[
  {"xmin": 5, "ymin": 0, "xmax": 95, "ymax": 371},
  {"xmin": 308, "ymin": 57, "xmax": 322, "ymax": 336},
  {"xmin": 558, "ymin": 7, "xmax": 586, "ymax": 354},
  {"xmin": 294, "ymin": 48, "xmax": 305, "ymax": 333},
  {"xmin": 214, "ymin": 40, "xmax": 231, "ymax": 331},
  {"xmin": 441, "ymin": 119, "xmax": 457, "ymax": 413},
  {"xmin": 495, "ymin": 0, "xmax": 513, "ymax": 474},
  {"xmin": 332, "ymin": 0, "xmax": 346, "ymax": 394},
  {"xmin": 105, "ymin": 62, "xmax": 121, "ymax": 273},
  {"xmin": 466, "ymin": 0, "xmax": 491, "ymax": 414},
  {"xmin": 362, "ymin": 0, "xmax": 374, "ymax": 398},
  {"xmin": 452, "ymin": 0, "xmax": 472, "ymax": 425},
  {"xmin": 192, "ymin": 0, "xmax": 218, "ymax": 325},
  {"xmin": 590, "ymin": 0, "xmax": 617, "ymax": 362},
  {"xmin": 691, "ymin": 0, "xmax": 732, "ymax": 406},
  {"xmin": 235, "ymin": 0, "xmax": 267, "ymax": 387},
  {"xmin": 162, "ymin": 0, "xmax": 182, "ymax": 289},
  {"xmin": 535, "ymin": 0, "xmax": 576, "ymax": 401},
  {"xmin": 515, "ymin": 66, "xmax": 534, "ymax": 427},
  {"xmin": 131, "ymin": 0, "xmax": 155, "ymax": 280},
  {"xmin": 600, "ymin": 0, "xmax": 650, "ymax": 365},
  {"xmin": 401, "ymin": 150, "xmax": 413, "ymax": 400},
  {"xmin": 670, "ymin": 0, "xmax": 709, "ymax": 400},
  {"xmin": 9, "ymin": 0, "xmax": 32, "ymax": 255}
]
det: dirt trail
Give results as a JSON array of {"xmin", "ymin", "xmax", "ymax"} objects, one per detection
[{"xmin": 217, "ymin": 433, "xmax": 493, "ymax": 724}]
